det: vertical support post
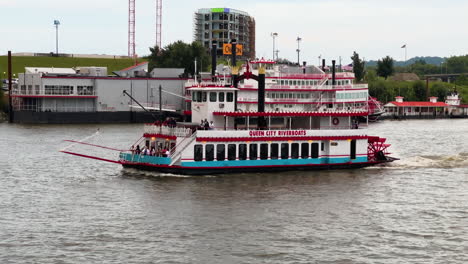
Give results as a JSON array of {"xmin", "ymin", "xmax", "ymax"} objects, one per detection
[
  {"xmin": 159, "ymin": 84, "xmax": 162, "ymax": 121},
  {"xmin": 8, "ymin": 51, "xmax": 13, "ymax": 123}
]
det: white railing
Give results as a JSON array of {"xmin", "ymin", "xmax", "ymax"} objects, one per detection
[{"xmin": 143, "ymin": 125, "xmax": 193, "ymax": 137}]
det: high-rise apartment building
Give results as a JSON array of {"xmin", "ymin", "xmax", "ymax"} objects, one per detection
[{"xmin": 194, "ymin": 8, "xmax": 256, "ymax": 59}]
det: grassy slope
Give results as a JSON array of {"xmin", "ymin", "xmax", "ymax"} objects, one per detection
[{"xmin": 0, "ymin": 56, "xmax": 147, "ymax": 78}]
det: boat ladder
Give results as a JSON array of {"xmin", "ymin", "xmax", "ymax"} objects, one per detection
[{"xmin": 169, "ymin": 131, "xmax": 197, "ymax": 166}]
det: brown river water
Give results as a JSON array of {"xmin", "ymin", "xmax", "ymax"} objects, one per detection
[{"xmin": 0, "ymin": 119, "xmax": 467, "ymax": 263}]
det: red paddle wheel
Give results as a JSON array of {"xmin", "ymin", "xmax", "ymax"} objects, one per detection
[{"xmin": 367, "ymin": 136, "xmax": 391, "ymax": 162}]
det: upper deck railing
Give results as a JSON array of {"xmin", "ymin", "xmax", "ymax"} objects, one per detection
[{"xmin": 143, "ymin": 125, "xmax": 193, "ymax": 137}]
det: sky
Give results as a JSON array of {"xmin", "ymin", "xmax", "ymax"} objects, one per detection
[{"xmin": 1, "ymin": 0, "xmax": 467, "ymax": 65}]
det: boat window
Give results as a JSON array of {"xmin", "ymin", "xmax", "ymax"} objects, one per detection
[
  {"xmin": 281, "ymin": 143, "xmax": 289, "ymax": 159},
  {"xmin": 228, "ymin": 144, "xmax": 236, "ymax": 160},
  {"xmin": 301, "ymin": 143, "xmax": 309, "ymax": 159},
  {"xmin": 210, "ymin": 92, "xmax": 217, "ymax": 102},
  {"xmin": 260, "ymin": 143, "xmax": 268, "ymax": 160},
  {"xmin": 321, "ymin": 142, "xmax": 325, "ymax": 151},
  {"xmin": 227, "ymin": 92, "xmax": 234, "ymax": 102},
  {"xmin": 219, "ymin": 92, "xmax": 225, "ymax": 102},
  {"xmin": 194, "ymin": 145, "xmax": 203, "ymax": 161},
  {"xmin": 280, "ymin": 80, "xmax": 284, "ymax": 85},
  {"xmin": 311, "ymin": 143, "xmax": 319, "ymax": 158},
  {"xmin": 217, "ymin": 144, "xmax": 225, "ymax": 161},
  {"xmin": 291, "ymin": 143, "xmax": 299, "ymax": 159},
  {"xmin": 249, "ymin": 144, "xmax": 258, "ymax": 160},
  {"xmin": 270, "ymin": 143, "xmax": 279, "ymax": 159},
  {"xmin": 206, "ymin": 144, "xmax": 214, "ymax": 161},
  {"xmin": 202, "ymin": 92, "xmax": 207, "ymax": 102},
  {"xmin": 239, "ymin": 144, "xmax": 247, "ymax": 160},
  {"xmin": 350, "ymin": 139, "xmax": 356, "ymax": 160}
]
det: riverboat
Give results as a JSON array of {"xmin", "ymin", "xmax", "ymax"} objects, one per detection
[
  {"xmin": 62, "ymin": 50, "xmax": 397, "ymax": 175},
  {"xmin": 64, "ymin": 56, "xmax": 395, "ymax": 175}
]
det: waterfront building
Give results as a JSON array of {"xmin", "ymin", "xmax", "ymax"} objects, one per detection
[
  {"xmin": 12, "ymin": 66, "xmax": 187, "ymax": 123},
  {"xmin": 194, "ymin": 8, "xmax": 255, "ymax": 59},
  {"xmin": 384, "ymin": 95, "xmax": 468, "ymax": 118}
]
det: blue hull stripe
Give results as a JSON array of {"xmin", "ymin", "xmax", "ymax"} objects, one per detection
[{"xmin": 181, "ymin": 157, "xmax": 367, "ymax": 167}]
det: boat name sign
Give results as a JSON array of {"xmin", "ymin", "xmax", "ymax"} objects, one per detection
[{"xmin": 249, "ymin": 130, "xmax": 307, "ymax": 137}]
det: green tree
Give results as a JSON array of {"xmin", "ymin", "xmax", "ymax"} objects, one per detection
[
  {"xmin": 351, "ymin": 51, "xmax": 365, "ymax": 83},
  {"xmin": 147, "ymin": 41, "xmax": 210, "ymax": 76},
  {"xmin": 412, "ymin": 80, "xmax": 427, "ymax": 101},
  {"xmin": 376, "ymin": 56, "xmax": 395, "ymax": 79}
]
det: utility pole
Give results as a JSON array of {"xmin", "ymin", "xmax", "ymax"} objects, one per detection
[
  {"xmin": 296, "ymin": 37, "xmax": 302, "ymax": 65},
  {"xmin": 271, "ymin": 32, "xmax": 278, "ymax": 61},
  {"xmin": 54, "ymin": 20, "xmax": 60, "ymax": 56},
  {"xmin": 8, "ymin": 51, "xmax": 13, "ymax": 123}
]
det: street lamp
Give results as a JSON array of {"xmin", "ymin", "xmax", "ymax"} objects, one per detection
[
  {"xmin": 54, "ymin": 20, "xmax": 60, "ymax": 56},
  {"xmin": 296, "ymin": 36, "xmax": 302, "ymax": 65},
  {"xmin": 271, "ymin": 32, "xmax": 278, "ymax": 61}
]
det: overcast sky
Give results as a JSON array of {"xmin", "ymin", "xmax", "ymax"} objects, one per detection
[{"xmin": 1, "ymin": 0, "xmax": 467, "ymax": 64}]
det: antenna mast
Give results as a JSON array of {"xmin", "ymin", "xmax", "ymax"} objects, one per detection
[
  {"xmin": 155, "ymin": 0, "xmax": 162, "ymax": 48},
  {"xmin": 128, "ymin": 0, "xmax": 136, "ymax": 57}
]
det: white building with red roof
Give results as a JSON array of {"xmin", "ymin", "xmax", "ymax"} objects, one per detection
[{"xmin": 384, "ymin": 96, "xmax": 448, "ymax": 117}]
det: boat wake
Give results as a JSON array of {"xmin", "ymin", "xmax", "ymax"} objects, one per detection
[{"xmin": 384, "ymin": 153, "xmax": 468, "ymax": 169}]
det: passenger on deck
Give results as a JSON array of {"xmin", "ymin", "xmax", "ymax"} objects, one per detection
[
  {"xmin": 209, "ymin": 121, "xmax": 214, "ymax": 130},
  {"xmin": 130, "ymin": 145, "xmax": 135, "ymax": 154},
  {"xmin": 204, "ymin": 119, "xmax": 210, "ymax": 130},
  {"xmin": 135, "ymin": 145, "xmax": 141, "ymax": 154}
]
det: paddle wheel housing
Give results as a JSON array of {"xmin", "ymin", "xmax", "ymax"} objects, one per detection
[{"xmin": 367, "ymin": 136, "xmax": 391, "ymax": 162}]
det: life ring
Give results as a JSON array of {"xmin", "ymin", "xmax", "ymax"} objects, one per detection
[{"xmin": 332, "ymin": 118, "xmax": 340, "ymax": 126}]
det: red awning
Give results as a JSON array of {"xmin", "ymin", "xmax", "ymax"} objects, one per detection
[{"xmin": 212, "ymin": 111, "xmax": 368, "ymax": 117}]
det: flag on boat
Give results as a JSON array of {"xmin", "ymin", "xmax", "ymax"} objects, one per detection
[
  {"xmin": 401, "ymin": 44, "xmax": 406, "ymax": 48},
  {"xmin": 342, "ymin": 63, "xmax": 353, "ymax": 71}
]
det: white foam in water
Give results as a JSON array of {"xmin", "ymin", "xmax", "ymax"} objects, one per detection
[{"xmin": 385, "ymin": 153, "xmax": 468, "ymax": 169}]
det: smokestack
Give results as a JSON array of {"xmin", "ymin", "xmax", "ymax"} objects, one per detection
[
  {"xmin": 332, "ymin": 60, "xmax": 336, "ymax": 86},
  {"xmin": 322, "ymin": 59, "xmax": 326, "ymax": 71},
  {"xmin": 211, "ymin": 41, "xmax": 217, "ymax": 81},
  {"xmin": 231, "ymin": 39, "xmax": 237, "ymax": 69},
  {"xmin": 257, "ymin": 66, "xmax": 266, "ymax": 129}
]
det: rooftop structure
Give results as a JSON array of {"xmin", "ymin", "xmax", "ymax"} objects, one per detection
[{"xmin": 194, "ymin": 8, "xmax": 255, "ymax": 59}]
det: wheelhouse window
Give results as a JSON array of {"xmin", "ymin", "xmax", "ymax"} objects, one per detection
[
  {"xmin": 228, "ymin": 144, "xmax": 236, "ymax": 160},
  {"xmin": 206, "ymin": 144, "xmax": 214, "ymax": 161},
  {"xmin": 210, "ymin": 92, "xmax": 217, "ymax": 102},
  {"xmin": 202, "ymin": 92, "xmax": 207, "ymax": 102},
  {"xmin": 194, "ymin": 145, "xmax": 203, "ymax": 161},
  {"xmin": 217, "ymin": 144, "xmax": 225, "ymax": 161},
  {"xmin": 249, "ymin": 144, "xmax": 258, "ymax": 160},
  {"xmin": 219, "ymin": 92, "xmax": 225, "ymax": 102},
  {"xmin": 260, "ymin": 143, "xmax": 268, "ymax": 160},
  {"xmin": 239, "ymin": 144, "xmax": 247, "ymax": 160},
  {"xmin": 270, "ymin": 143, "xmax": 279, "ymax": 159},
  {"xmin": 281, "ymin": 143, "xmax": 289, "ymax": 159},
  {"xmin": 227, "ymin": 92, "xmax": 234, "ymax": 102},
  {"xmin": 301, "ymin": 143, "xmax": 309, "ymax": 159}
]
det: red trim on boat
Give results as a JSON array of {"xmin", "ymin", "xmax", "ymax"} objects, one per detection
[
  {"xmin": 143, "ymin": 133, "xmax": 177, "ymax": 140},
  {"xmin": 196, "ymin": 135, "xmax": 368, "ymax": 142},
  {"xmin": 11, "ymin": 95, "xmax": 98, "ymax": 98},
  {"xmin": 212, "ymin": 111, "xmax": 367, "ymax": 117}
]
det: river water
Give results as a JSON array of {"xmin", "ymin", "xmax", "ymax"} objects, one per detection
[{"xmin": 0, "ymin": 119, "xmax": 467, "ymax": 263}]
